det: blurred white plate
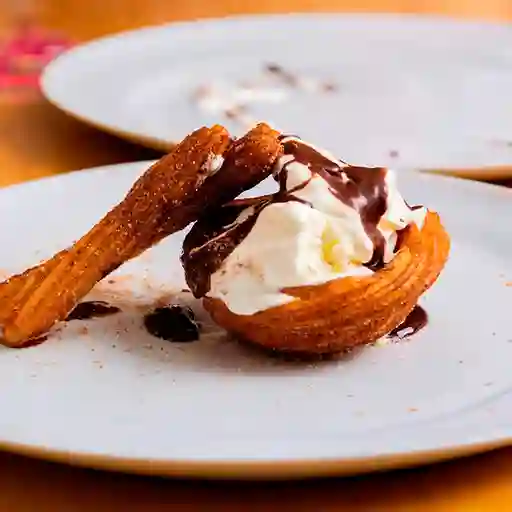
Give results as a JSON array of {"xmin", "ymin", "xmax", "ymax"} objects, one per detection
[
  {"xmin": 0, "ymin": 162, "xmax": 510, "ymax": 478},
  {"xmin": 41, "ymin": 14, "xmax": 512, "ymax": 179}
]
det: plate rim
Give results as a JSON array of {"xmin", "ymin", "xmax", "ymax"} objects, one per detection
[
  {"xmin": 40, "ymin": 12, "xmax": 512, "ymax": 180},
  {"xmin": 1, "ymin": 435, "xmax": 508, "ymax": 479}
]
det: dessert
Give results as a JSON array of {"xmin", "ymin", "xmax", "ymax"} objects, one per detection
[
  {"xmin": 0, "ymin": 123, "xmax": 281, "ymax": 347},
  {"xmin": 183, "ymin": 135, "xmax": 450, "ymax": 355},
  {"xmin": 0, "ymin": 122, "xmax": 449, "ymax": 356}
]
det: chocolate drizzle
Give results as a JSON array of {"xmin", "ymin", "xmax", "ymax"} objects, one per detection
[
  {"xmin": 182, "ymin": 198, "xmax": 268, "ymax": 297},
  {"xmin": 389, "ymin": 305, "xmax": 428, "ymax": 340},
  {"xmin": 182, "ymin": 135, "xmax": 399, "ymax": 297},
  {"xmin": 277, "ymin": 137, "xmax": 389, "ymax": 270}
]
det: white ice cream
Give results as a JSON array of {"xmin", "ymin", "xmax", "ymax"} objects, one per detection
[
  {"xmin": 207, "ymin": 137, "xmax": 426, "ymax": 315},
  {"xmin": 202, "ymin": 153, "xmax": 224, "ymax": 176}
]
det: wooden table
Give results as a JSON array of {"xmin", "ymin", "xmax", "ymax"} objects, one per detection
[{"xmin": 0, "ymin": 1, "xmax": 511, "ymax": 510}]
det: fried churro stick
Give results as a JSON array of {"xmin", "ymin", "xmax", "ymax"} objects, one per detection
[
  {"xmin": 0, "ymin": 123, "xmax": 282, "ymax": 347},
  {"xmin": 153, "ymin": 122, "xmax": 282, "ymax": 241}
]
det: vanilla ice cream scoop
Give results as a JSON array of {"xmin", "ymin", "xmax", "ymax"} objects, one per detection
[{"xmin": 182, "ymin": 135, "xmax": 426, "ymax": 315}]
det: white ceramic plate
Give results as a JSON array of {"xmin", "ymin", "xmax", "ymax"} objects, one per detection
[
  {"xmin": 41, "ymin": 14, "xmax": 512, "ymax": 179},
  {"xmin": 0, "ymin": 162, "xmax": 510, "ymax": 479}
]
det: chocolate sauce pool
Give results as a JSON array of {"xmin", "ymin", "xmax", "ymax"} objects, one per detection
[
  {"xmin": 66, "ymin": 301, "xmax": 121, "ymax": 321},
  {"xmin": 143, "ymin": 305, "xmax": 200, "ymax": 342},
  {"xmin": 65, "ymin": 300, "xmax": 200, "ymax": 343},
  {"xmin": 389, "ymin": 305, "xmax": 428, "ymax": 340},
  {"xmin": 57, "ymin": 297, "xmax": 427, "ymax": 347}
]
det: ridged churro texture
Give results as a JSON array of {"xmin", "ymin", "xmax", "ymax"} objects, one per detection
[
  {"xmin": 204, "ymin": 211, "xmax": 450, "ymax": 355},
  {"xmin": 0, "ymin": 123, "xmax": 281, "ymax": 347},
  {"xmin": 172, "ymin": 122, "xmax": 282, "ymax": 234}
]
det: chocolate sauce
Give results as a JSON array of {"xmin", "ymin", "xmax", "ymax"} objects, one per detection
[
  {"xmin": 404, "ymin": 200, "xmax": 423, "ymax": 211},
  {"xmin": 394, "ymin": 227, "xmax": 409, "ymax": 254},
  {"xmin": 66, "ymin": 301, "xmax": 121, "ymax": 321},
  {"xmin": 143, "ymin": 305, "xmax": 199, "ymax": 342},
  {"xmin": 389, "ymin": 305, "xmax": 428, "ymax": 340},
  {"xmin": 182, "ymin": 197, "xmax": 267, "ymax": 297},
  {"xmin": 278, "ymin": 137, "xmax": 388, "ymax": 270}
]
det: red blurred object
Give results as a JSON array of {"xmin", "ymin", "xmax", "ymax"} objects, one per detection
[{"xmin": 0, "ymin": 20, "xmax": 72, "ymax": 95}]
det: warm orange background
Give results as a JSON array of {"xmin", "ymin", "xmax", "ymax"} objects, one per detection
[
  {"xmin": 0, "ymin": 1, "xmax": 511, "ymax": 511},
  {"xmin": 1, "ymin": 0, "xmax": 512, "ymax": 187}
]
